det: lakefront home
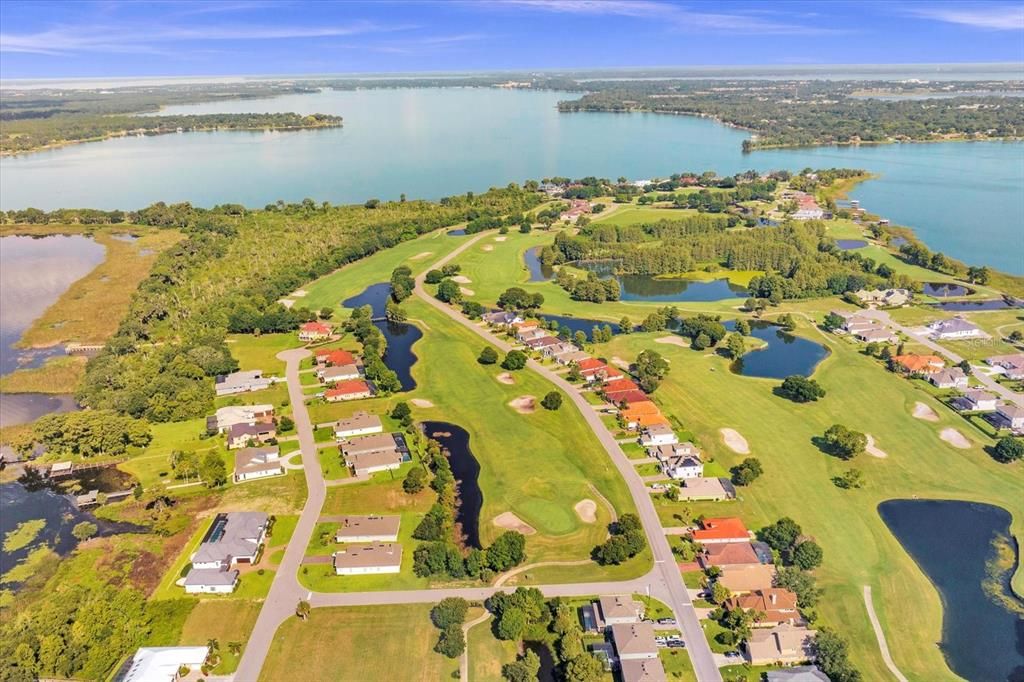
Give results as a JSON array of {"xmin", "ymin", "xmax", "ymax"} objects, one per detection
[
  {"xmin": 318, "ymin": 364, "xmax": 362, "ymax": 384},
  {"xmin": 233, "ymin": 446, "xmax": 284, "ymax": 483},
  {"xmin": 298, "ymin": 321, "xmax": 332, "ymax": 341},
  {"xmin": 215, "ymin": 370, "xmax": 272, "ymax": 396},
  {"xmin": 482, "ymin": 311, "xmax": 524, "ymax": 327},
  {"xmin": 325, "ymin": 379, "xmax": 373, "ymax": 402},
  {"xmin": 929, "ymin": 367, "xmax": 969, "ymax": 390},
  {"xmin": 854, "ymin": 288, "xmax": 911, "ymax": 307}
]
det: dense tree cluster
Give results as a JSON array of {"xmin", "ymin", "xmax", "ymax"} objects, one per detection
[
  {"xmin": 634, "ymin": 349, "xmax": 669, "ymax": 393},
  {"xmin": 497, "ymin": 287, "xmax": 544, "ymax": 311},
  {"xmin": 821, "ymin": 424, "xmax": 867, "ymax": 459},
  {"xmin": 429, "ymin": 597, "xmax": 469, "ymax": 659},
  {"xmin": 24, "ymin": 410, "xmax": 151, "ymax": 458},
  {"xmin": 777, "ymin": 375, "xmax": 826, "ymax": 403},
  {"xmin": 553, "ymin": 268, "xmax": 621, "ymax": 303},
  {"xmin": 593, "ymin": 513, "xmax": 647, "ymax": 565}
]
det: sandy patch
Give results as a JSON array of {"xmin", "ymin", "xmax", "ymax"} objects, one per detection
[
  {"xmin": 720, "ymin": 428, "xmax": 750, "ymax": 454},
  {"xmin": 278, "ymin": 299, "xmax": 295, "ymax": 309},
  {"xmin": 574, "ymin": 499, "xmax": 597, "ymax": 523},
  {"xmin": 291, "ymin": 289, "xmax": 308, "ymax": 297},
  {"xmin": 496, "ymin": 372, "xmax": 516, "ymax": 385},
  {"xmin": 655, "ymin": 336, "xmax": 689, "ymax": 347},
  {"xmin": 493, "ymin": 512, "xmax": 536, "ymax": 535},
  {"xmin": 912, "ymin": 402, "xmax": 939, "ymax": 422},
  {"xmin": 409, "ymin": 251, "xmax": 432, "ymax": 261},
  {"xmin": 865, "ymin": 434, "xmax": 888, "ymax": 458},
  {"xmin": 493, "ymin": 236, "xmax": 507, "ymax": 242},
  {"xmin": 410, "ymin": 399, "xmax": 434, "ymax": 408},
  {"xmin": 611, "ymin": 356, "xmax": 630, "ymax": 369},
  {"xmin": 460, "ymin": 287, "xmax": 475, "ymax": 296},
  {"xmin": 508, "ymin": 395, "xmax": 536, "ymax": 414},
  {"xmin": 451, "ymin": 275, "xmax": 472, "ymax": 284},
  {"xmin": 481, "ymin": 244, "xmax": 495, "ymax": 252},
  {"xmin": 940, "ymin": 428, "xmax": 971, "ymax": 449}
]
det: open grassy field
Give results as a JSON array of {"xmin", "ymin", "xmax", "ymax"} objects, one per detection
[
  {"xmin": 259, "ymin": 604, "xmax": 460, "ymax": 682},
  {"xmin": 590, "ymin": 205, "xmax": 700, "ymax": 227},
  {"xmin": 179, "ymin": 600, "xmax": 262, "ymax": 674},
  {"xmin": 0, "ymin": 355, "xmax": 87, "ymax": 393},
  {"xmin": 601, "ymin": 314, "xmax": 1022, "ymax": 682},
  {"xmin": 467, "ymin": 614, "xmax": 519, "ymax": 681},
  {"xmin": 15, "ymin": 228, "xmax": 184, "ymax": 348},
  {"xmin": 226, "ymin": 333, "xmax": 301, "ymax": 376}
]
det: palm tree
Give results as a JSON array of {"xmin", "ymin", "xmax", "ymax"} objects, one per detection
[
  {"xmin": 227, "ymin": 641, "xmax": 242, "ymax": 656},
  {"xmin": 296, "ymin": 600, "xmax": 311, "ymax": 621}
]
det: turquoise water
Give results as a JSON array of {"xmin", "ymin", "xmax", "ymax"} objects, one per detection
[{"xmin": 1, "ymin": 88, "xmax": 1021, "ymax": 272}]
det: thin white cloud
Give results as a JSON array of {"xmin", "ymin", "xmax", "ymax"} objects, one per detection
[
  {"xmin": 484, "ymin": 0, "xmax": 841, "ymax": 35},
  {"xmin": 906, "ymin": 4, "xmax": 1024, "ymax": 30}
]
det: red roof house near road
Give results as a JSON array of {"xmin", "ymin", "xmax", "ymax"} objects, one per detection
[
  {"xmin": 325, "ymin": 379, "xmax": 372, "ymax": 402},
  {"xmin": 321, "ymin": 349, "xmax": 357, "ymax": 366},
  {"xmin": 606, "ymin": 390, "xmax": 650, "ymax": 405},
  {"xmin": 603, "ymin": 378, "xmax": 639, "ymax": 394},
  {"xmin": 299, "ymin": 322, "xmax": 332, "ymax": 341},
  {"xmin": 691, "ymin": 517, "xmax": 751, "ymax": 544},
  {"xmin": 577, "ymin": 358, "xmax": 605, "ymax": 371}
]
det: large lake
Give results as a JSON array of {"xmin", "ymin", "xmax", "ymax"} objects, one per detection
[{"xmin": 1, "ymin": 88, "xmax": 1021, "ymax": 272}]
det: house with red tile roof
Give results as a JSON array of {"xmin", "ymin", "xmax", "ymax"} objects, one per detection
[
  {"xmin": 727, "ymin": 589, "xmax": 803, "ymax": 627},
  {"xmin": 606, "ymin": 390, "xmax": 650, "ymax": 405},
  {"xmin": 603, "ymin": 378, "xmax": 639, "ymax": 395},
  {"xmin": 315, "ymin": 348, "xmax": 358, "ymax": 367},
  {"xmin": 299, "ymin": 322, "xmax": 332, "ymax": 342},
  {"xmin": 691, "ymin": 517, "xmax": 751, "ymax": 544},
  {"xmin": 893, "ymin": 354, "xmax": 944, "ymax": 375},
  {"xmin": 325, "ymin": 379, "xmax": 372, "ymax": 402}
]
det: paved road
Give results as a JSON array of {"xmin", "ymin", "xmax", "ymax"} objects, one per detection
[
  {"xmin": 864, "ymin": 309, "xmax": 1023, "ymax": 407},
  {"xmin": 413, "ymin": 231, "xmax": 723, "ymax": 682},
  {"xmin": 235, "ymin": 348, "xmax": 322, "ymax": 682}
]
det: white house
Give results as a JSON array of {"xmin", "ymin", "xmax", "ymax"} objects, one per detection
[
  {"xmin": 928, "ymin": 317, "xmax": 983, "ymax": 340},
  {"xmin": 183, "ymin": 567, "xmax": 239, "ymax": 594},
  {"xmin": 122, "ymin": 647, "xmax": 209, "ymax": 682},
  {"xmin": 662, "ymin": 455, "xmax": 704, "ymax": 480},
  {"xmin": 215, "ymin": 370, "xmax": 271, "ymax": 396},
  {"xmin": 333, "ymin": 543, "xmax": 403, "ymax": 575},
  {"xmin": 190, "ymin": 512, "xmax": 268, "ymax": 570},
  {"xmin": 929, "ymin": 367, "xmax": 969, "ymax": 390},
  {"xmin": 206, "ymin": 404, "xmax": 274, "ymax": 433},
  {"xmin": 994, "ymin": 405, "xmax": 1024, "ymax": 431},
  {"xmin": 334, "ymin": 411, "xmax": 384, "ymax": 439},
  {"xmin": 639, "ymin": 424, "xmax": 677, "ymax": 448},
  {"xmin": 334, "ymin": 515, "xmax": 401, "ymax": 543},
  {"xmin": 954, "ymin": 389, "xmax": 998, "ymax": 412},
  {"xmin": 317, "ymin": 364, "xmax": 362, "ymax": 383},
  {"xmin": 233, "ymin": 447, "xmax": 284, "ymax": 483}
]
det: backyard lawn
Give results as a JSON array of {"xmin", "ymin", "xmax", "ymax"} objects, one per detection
[
  {"xmin": 226, "ymin": 333, "xmax": 298, "ymax": 375},
  {"xmin": 179, "ymin": 600, "xmax": 262, "ymax": 674},
  {"xmin": 259, "ymin": 605, "xmax": 460, "ymax": 682}
]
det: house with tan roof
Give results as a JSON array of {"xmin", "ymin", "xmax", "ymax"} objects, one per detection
[
  {"xmin": 207, "ymin": 404, "xmax": 274, "ymax": 434},
  {"xmin": 727, "ymin": 588, "xmax": 803, "ymax": 627},
  {"xmin": 620, "ymin": 658, "xmax": 667, "ymax": 682},
  {"xmin": 719, "ymin": 563, "xmax": 777, "ymax": 594},
  {"xmin": 953, "ymin": 389, "xmax": 998, "ymax": 413},
  {"xmin": 928, "ymin": 317, "xmax": 983, "ymax": 340},
  {"xmin": 333, "ymin": 411, "xmax": 383, "ymax": 439},
  {"xmin": 929, "ymin": 367, "xmax": 968, "ymax": 389},
  {"xmin": 678, "ymin": 477, "xmax": 736, "ymax": 501},
  {"xmin": 744, "ymin": 624, "xmax": 817, "ymax": 665},
  {"xmin": 318, "ymin": 364, "xmax": 362, "ymax": 384},
  {"xmin": 699, "ymin": 542, "xmax": 761, "ymax": 569},
  {"xmin": 233, "ymin": 446, "xmax": 284, "ymax": 483},
  {"xmin": 227, "ymin": 422, "xmax": 276, "ymax": 450},
  {"xmin": 347, "ymin": 450, "xmax": 404, "ymax": 476},
  {"xmin": 333, "ymin": 543, "xmax": 402, "ymax": 575},
  {"xmin": 610, "ymin": 622, "xmax": 659, "ymax": 661},
  {"xmin": 639, "ymin": 424, "xmax": 677, "ymax": 448},
  {"xmin": 985, "ymin": 353, "xmax": 1024, "ymax": 380},
  {"xmin": 334, "ymin": 515, "xmax": 400, "ymax": 542},
  {"xmin": 597, "ymin": 595, "xmax": 644, "ymax": 627},
  {"xmin": 993, "ymin": 404, "xmax": 1024, "ymax": 432}
]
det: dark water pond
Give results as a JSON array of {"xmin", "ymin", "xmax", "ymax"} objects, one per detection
[
  {"xmin": 0, "ymin": 393, "xmax": 79, "ymax": 429},
  {"xmin": 724, "ymin": 320, "xmax": 829, "ymax": 379},
  {"xmin": 924, "ymin": 282, "xmax": 975, "ymax": 297},
  {"xmin": 879, "ymin": 499, "xmax": 1024, "ymax": 682},
  {"xmin": 537, "ymin": 314, "xmax": 623, "ymax": 341},
  {"xmin": 524, "ymin": 246, "xmax": 555, "ymax": 282},
  {"xmin": 835, "ymin": 239, "xmax": 869, "ymax": 250},
  {"xmin": 524, "ymin": 641, "xmax": 557, "ymax": 682},
  {"xmin": 448, "ymin": 229, "xmax": 468, "ymax": 236},
  {"xmin": 342, "ymin": 283, "xmax": 421, "ymax": 391},
  {"xmin": 575, "ymin": 261, "xmax": 747, "ymax": 302},
  {"xmin": 422, "ymin": 421, "xmax": 482, "ymax": 549},
  {"xmin": 0, "ymin": 481, "xmax": 143, "ymax": 589},
  {"xmin": 933, "ymin": 299, "xmax": 1020, "ymax": 312}
]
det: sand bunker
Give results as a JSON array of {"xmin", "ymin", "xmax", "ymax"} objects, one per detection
[
  {"xmin": 574, "ymin": 499, "xmax": 598, "ymax": 523},
  {"xmin": 451, "ymin": 275, "xmax": 472, "ymax": 284},
  {"xmin": 496, "ymin": 372, "xmax": 516, "ymax": 385},
  {"xmin": 720, "ymin": 428, "xmax": 750, "ymax": 454},
  {"xmin": 912, "ymin": 402, "xmax": 940, "ymax": 422},
  {"xmin": 410, "ymin": 399, "xmax": 434, "ymax": 408},
  {"xmin": 291, "ymin": 289, "xmax": 308, "ymax": 297},
  {"xmin": 409, "ymin": 251, "xmax": 433, "ymax": 261},
  {"xmin": 278, "ymin": 299, "xmax": 295, "ymax": 309},
  {"xmin": 655, "ymin": 336, "xmax": 689, "ymax": 347},
  {"xmin": 493, "ymin": 236, "xmax": 507, "ymax": 242},
  {"xmin": 460, "ymin": 287, "xmax": 475, "ymax": 296},
  {"xmin": 940, "ymin": 428, "xmax": 971, "ymax": 449},
  {"xmin": 481, "ymin": 244, "xmax": 495, "ymax": 252},
  {"xmin": 509, "ymin": 395, "xmax": 536, "ymax": 414},
  {"xmin": 493, "ymin": 512, "xmax": 536, "ymax": 535},
  {"xmin": 865, "ymin": 434, "xmax": 888, "ymax": 458}
]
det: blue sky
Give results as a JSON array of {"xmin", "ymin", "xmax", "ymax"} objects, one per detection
[{"xmin": 1, "ymin": 0, "xmax": 1022, "ymax": 79}]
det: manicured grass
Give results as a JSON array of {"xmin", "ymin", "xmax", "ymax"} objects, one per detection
[
  {"xmin": 468, "ymin": 613, "xmax": 518, "ymax": 681},
  {"xmin": 259, "ymin": 604, "xmax": 460, "ymax": 682},
  {"xmin": 121, "ymin": 418, "xmax": 217, "ymax": 488},
  {"xmin": 590, "ymin": 205, "xmax": 700, "ymax": 227},
  {"xmin": 635, "ymin": 594, "xmax": 673, "ymax": 620},
  {"xmin": 16, "ymin": 227, "xmax": 183, "ymax": 348},
  {"xmin": 317, "ymin": 447, "xmax": 349, "ymax": 480},
  {"xmin": 0, "ymin": 355, "xmax": 87, "ymax": 394},
  {"xmin": 582, "ymin": 390, "xmax": 607, "ymax": 406},
  {"xmin": 701, "ymin": 619, "xmax": 736, "ymax": 654},
  {"xmin": 602, "ymin": 312, "xmax": 1023, "ymax": 681},
  {"xmin": 660, "ymin": 648, "xmax": 698, "ymax": 682},
  {"xmin": 226, "ymin": 333, "xmax": 299, "ymax": 375},
  {"xmin": 214, "ymin": 382, "xmax": 293, "ymax": 419},
  {"xmin": 620, "ymin": 442, "xmax": 648, "ymax": 460},
  {"xmin": 179, "ymin": 600, "xmax": 262, "ymax": 675},
  {"xmin": 635, "ymin": 462, "xmax": 662, "ymax": 477}
]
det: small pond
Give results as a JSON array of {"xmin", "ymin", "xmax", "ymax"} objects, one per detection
[
  {"xmin": 422, "ymin": 421, "xmax": 482, "ymax": 549},
  {"xmin": 524, "ymin": 246, "xmax": 555, "ymax": 282},
  {"xmin": 924, "ymin": 282, "xmax": 975, "ymax": 298},
  {"xmin": 835, "ymin": 239, "xmax": 869, "ymax": 250},
  {"xmin": 878, "ymin": 499, "xmax": 1024, "ymax": 682},
  {"xmin": 933, "ymin": 299, "xmax": 1020, "ymax": 312},
  {"xmin": 524, "ymin": 641, "xmax": 557, "ymax": 682},
  {"xmin": 342, "ymin": 283, "xmax": 421, "ymax": 392},
  {"xmin": 575, "ymin": 261, "xmax": 748, "ymax": 302},
  {"xmin": 537, "ymin": 314, "xmax": 623, "ymax": 341},
  {"xmin": 448, "ymin": 229, "xmax": 468, "ymax": 237},
  {"xmin": 724, "ymin": 320, "xmax": 829, "ymax": 379}
]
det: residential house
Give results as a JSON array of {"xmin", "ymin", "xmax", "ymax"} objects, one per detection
[
  {"xmin": 719, "ymin": 563, "xmax": 777, "ymax": 594},
  {"xmin": 315, "ymin": 348, "xmax": 358, "ymax": 367},
  {"xmin": 929, "ymin": 367, "xmax": 969, "ymax": 389},
  {"xmin": 554, "ymin": 349, "xmax": 590, "ymax": 366},
  {"xmin": 513, "ymin": 320, "xmax": 540, "ymax": 339},
  {"xmin": 698, "ymin": 542, "xmax": 761, "ymax": 570},
  {"xmin": 206, "ymin": 404, "xmax": 274, "ymax": 434},
  {"xmin": 518, "ymin": 328, "xmax": 549, "ymax": 343},
  {"xmin": 648, "ymin": 441, "xmax": 700, "ymax": 460},
  {"xmin": 597, "ymin": 595, "xmax": 644, "ymax": 627},
  {"xmin": 993, "ymin": 404, "xmax": 1024, "ymax": 432},
  {"xmin": 765, "ymin": 666, "xmax": 830, "ymax": 682},
  {"xmin": 325, "ymin": 379, "xmax": 373, "ymax": 402},
  {"xmin": 577, "ymin": 357, "xmax": 610, "ymax": 382},
  {"xmin": 691, "ymin": 517, "xmax": 750, "ymax": 544},
  {"xmin": 622, "ymin": 408, "xmax": 671, "ymax": 431},
  {"xmin": 928, "ymin": 317, "xmax": 983, "ymax": 340},
  {"xmin": 186, "ymin": 512, "xmax": 268, "ymax": 593},
  {"xmin": 744, "ymin": 624, "xmax": 817, "ymax": 666},
  {"xmin": 215, "ymin": 370, "xmax": 271, "ymax": 396},
  {"xmin": 678, "ymin": 477, "xmax": 736, "ymax": 501},
  {"xmin": 985, "ymin": 353, "xmax": 1024, "ymax": 380},
  {"xmin": 334, "ymin": 515, "xmax": 401, "ymax": 543},
  {"xmin": 560, "ymin": 199, "xmax": 593, "ymax": 223},
  {"xmin": 122, "ymin": 647, "xmax": 210, "ymax": 682},
  {"xmin": 855, "ymin": 288, "xmax": 911, "ymax": 307},
  {"xmin": 792, "ymin": 208, "xmax": 825, "ymax": 221},
  {"xmin": 639, "ymin": 424, "xmax": 677, "ymax": 448},
  {"xmin": 333, "ymin": 411, "xmax": 383, "ymax": 439},
  {"xmin": 662, "ymin": 454, "xmax": 703, "ymax": 480},
  {"xmin": 298, "ymin": 321, "xmax": 332, "ymax": 342},
  {"xmin": 542, "ymin": 341, "xmax": 577, "ymax": 359},
  {"xmin": 318, "ymin": 364, "xmax": 362, "ymax": 383},
  {"xmin": 341, "ymin": 432, "xmax": 402, "ymax": 457},
  {"xmin": 603, "ymin": 378, "xmax": 639, "ymax": 395},
  {"xmin": 727, "ymin": 588, "xmax": 803, "ymax": 627},
  {"xmin": 184, "ymin": 568, "xmax": 239, "ymax": 594},
  {"xmin": 333, "ymin": 543, "xmax": 402, "ymax": 575},
  {"xmin": 893, "ymin": 354, "xmax": 944, "ymax": 375},
  {"xmin": 341, "ymin": 432, "xmax": 408, "ymax": 476},
  {"xmin": 482, "ymin": 311, "xmax": 523, "ymax": 326},
  {"xmin": 525, "ymin": 336, "xmax": 562, "ymax": 351},
  {"xmin": 227, "ymin": 422, "xmax": 276, "ymax": 450},
  {"xmin": 233, "ymin": 446, "xmax": 284, "ymax": 483},
  {"xmin": 856, "ymin": 327, "xmax": 899, "ymax": 344},
  {"xmin": 620, "ymin": 659, "xmax": 668, "ymax": 682},
  {"xmin": 953, "ymin": 389, "xmax": 998, "ymax": 413},
  {"xmin": 348, "ymin": 450, "xmax": 404, "ymax": 476},
  {"xmin": 610, "ymin": 390, "xmax": 653, "ymax": 406},
  {"xmin": 600, "ymin": 367, "xmax": 625, "ymax": 382},
  {"xmin": 609, "ymin": 622, "xmax": 659, "ymax": 661}
]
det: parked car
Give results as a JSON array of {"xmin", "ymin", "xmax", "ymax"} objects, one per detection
[
  {"xmin": 724, "ymin": 651, "xmax": 741, "ymax": 659},
  {"xmin": 667, "ymin": 640, "xmax": 685, "ymax": 649},
  {"xmin": 657, "ymin": 618, "xmax": 677, "ymax": 626}
]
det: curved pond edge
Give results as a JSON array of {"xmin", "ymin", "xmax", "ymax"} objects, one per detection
[{"xmin": 421, "ymin": 421, "xmax": 482, "ymax": 550}]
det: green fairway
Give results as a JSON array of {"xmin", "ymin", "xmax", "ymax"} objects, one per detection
[
  {"xmin": 590, "ymin": 204, "xmax": 701, "ymax": 227},
  {"xmin": 260, "ymin": 604, "xmax": 460, "ymax": 682},
  {"xmin": 226, "ymin": 333, "xmax": 299, "ymax": 375},
  {"xmin": 602, "ymin": 314, "xmax": 1022, "ymax": 681}
]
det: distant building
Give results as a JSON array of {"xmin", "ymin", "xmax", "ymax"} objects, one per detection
[
  {"xmin": 215, "ymin": 370, "xmax": 271, "ymax": 396},
  {"xmin": 855, "ymin": 288, "xmax": 911, "ymax": 307},
  {"xmin": 299, "ymin": 321, "xmax": 332, "ymax": 342}
]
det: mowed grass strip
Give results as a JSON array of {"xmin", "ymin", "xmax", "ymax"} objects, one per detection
[
  {"xmin": 179, "ymin": 600, "xmax": 262, "ymax": 674},
  {"xmin": 602, "ymin": 317, "xmax": 1022, "ymax": 681},
  {"xmin": 259, "ymin": 605, "xmax": 459, "ymax": 682}
]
